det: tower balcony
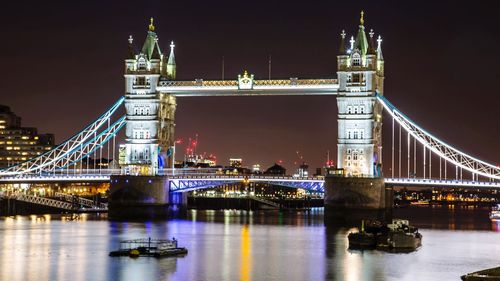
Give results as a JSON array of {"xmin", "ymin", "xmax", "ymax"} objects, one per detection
[
  {"xmin": 132, "ymin": 84, "xmax": 152, "ymax": 89},
  {"xmin": 125, "ymin": 138, "xmax": 158, "ymax": 144},
  {"xmin": 125, "ymin": 115, "xmax": 157, "ymax": 121},
  {"xmin": 337, "ymin": 138, "xmax": 374, "ymax": 144}
]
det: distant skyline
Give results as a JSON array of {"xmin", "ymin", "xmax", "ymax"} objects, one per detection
[{"xmin": 0, "ymin": 0, "xmax": 499, "ymax": 172}]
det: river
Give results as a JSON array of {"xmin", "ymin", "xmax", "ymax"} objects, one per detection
[{"xmin": 0, "ymin": 206, "xmax": 499, "ymax": 281}]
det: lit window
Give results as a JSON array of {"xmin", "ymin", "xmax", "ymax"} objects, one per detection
[{"xmin": 352, "ymin": 53, "xmax": 361, "ymax": 66}]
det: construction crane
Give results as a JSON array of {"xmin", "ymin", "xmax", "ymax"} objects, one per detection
[{"xmin": 294, "ymin": 151, "xmax": 309, "ymax": 177}]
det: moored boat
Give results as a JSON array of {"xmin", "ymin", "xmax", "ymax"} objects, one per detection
[
  {"xmin": 378, "ymin": 219, "xmax": 422, "ymax": 250},
  {"xmin": 109, "ymin": 237, "xmax": 188, "ymax": 258},
  {"xmin": 348, "ymin": 219, "xmax": 422, "ymax": 251}
]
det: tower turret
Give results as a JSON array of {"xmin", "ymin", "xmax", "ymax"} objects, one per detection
[
  {"xmin": 125, "ymin": 36, "xmax": 137, "ymax": 73},
  {"xmin": 376, "ymin": 35, "xmax": 385, "ymax": 76},
  {"xmin": 150, "ymin": 37, "xmax": 162, "ymax": 73},
  {"xmin": 166, "ymin": 41, "xmax": 176, "ymax": 80},
  {"xmin": 337, "ymin": 30, "xmax": 349, "ymax": 72}
]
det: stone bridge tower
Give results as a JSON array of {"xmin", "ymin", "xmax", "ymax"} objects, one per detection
[
  {"xmin": 325, "ymin": 12, "xmax": 391, "ymax": 220},
  {"xmin": 122, "ymin": 18, "xmax": 177, "ymax": 175},
  {"xmin": 336, "ymin": 11, "xmax": 384, "ymax": 177}
]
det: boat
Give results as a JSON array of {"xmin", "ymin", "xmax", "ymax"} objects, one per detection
[
  {"xmin": 348, "ymin": 219, "xmax": 422, "ymax": 251},
  {"xmin": 410, "ymin": 200, "xmax": 430, "ymax": 205},
  {"xmin": 109, "ymin": 237, "xmax": 188, "ymax": 258},
  {"xmin": 461, "ymin": 266, "xmax": 500, "ymax": 280},
  {"xmin": 378, "ymin": 219, "xmax": 422, "ymax": 250},
  {"xmin": 490, "ymin": 204, "xmax": 500, "ymax": 220},
  {"xmin": 347, "ymin": 220, "xmax": 385, "ymax": 249}
]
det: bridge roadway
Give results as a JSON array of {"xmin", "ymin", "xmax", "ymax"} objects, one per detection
[{"xmin": 1, "ymin": 172, "xmax": 500, "ymax": 191}]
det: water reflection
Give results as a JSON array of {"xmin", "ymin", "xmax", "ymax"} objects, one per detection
[
  {"xmin": 0, "ymin": 207, "xmax": 499, "ymax": 281},
  {"xmin": 240, "ymin": 225, "xmax": 251, "ymax": 281}
]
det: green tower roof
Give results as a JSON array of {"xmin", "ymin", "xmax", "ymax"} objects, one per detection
[{"xmin": 353, "ymin": 11, "xmax": 368, "ymax": 55}]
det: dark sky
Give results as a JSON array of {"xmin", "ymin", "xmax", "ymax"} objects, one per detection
[{"xmin": 0, "ymin": 0, "xmax": 499, "ymax": 173}]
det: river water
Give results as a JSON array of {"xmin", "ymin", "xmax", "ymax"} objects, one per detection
[{"xmin": 0, "ymin": 206, "xmax": 499, "ymax": 281}]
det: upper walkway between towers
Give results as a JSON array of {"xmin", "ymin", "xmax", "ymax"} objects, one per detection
[{"xmin": 156, "ymin": 77, "xmax": 339, "ymax": 96}]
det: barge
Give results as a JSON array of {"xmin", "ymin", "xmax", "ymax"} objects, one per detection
[
  {"xmin": 348, "ymin": 219, "xmax": 422, "ymax": 251},
  {"xmin": 109, "ymin": 237, "xmax": 188, "ymax": 258}
]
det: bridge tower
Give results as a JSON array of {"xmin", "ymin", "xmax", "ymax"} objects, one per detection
[
  {"xmin": 122, "ymin": 18, "xmax": 177, "ymax": 175},
  {"xmin": 325, "ymin": 12, "xmax": 391, "ymax": 221},
  {"xmin": 336, "ymin": 11, "xmax": 384, "ymax": 177},
  {"xmin": 109, "ymin": 19, "xmax": 177, "ymax": 219}
]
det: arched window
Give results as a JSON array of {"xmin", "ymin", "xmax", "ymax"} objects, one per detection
[
  {"xmin": 137, "ymin": 57, "xmax": 147, "ymax": 70},
  {"xmin": 360, "ymin": 106, "xmax": 365, "ymax": 114},
  {"xmin": 352, "ymin": 53, "xmax": 361, "ymax": 66},
  {"xmin": 347, "ymin": 106, "xmax": 352, "ymax": 114}
]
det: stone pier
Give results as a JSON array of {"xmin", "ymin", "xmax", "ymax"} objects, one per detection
[
  {"xmin": 108, "ymin": 175, "xmax": 170, "ymax": 220},
  {"xmin": 324, "ymin": 175, "xmax": 393, "ymax": 224}
]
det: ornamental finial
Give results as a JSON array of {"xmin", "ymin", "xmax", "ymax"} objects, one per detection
[
  {"xmin": 170, "ymin": 41, "xmax": 175, "ymax": 50},
  {"xmin": 360, "ymin": 11, "xmax": 365, "ymax": 25},
  {"xmin": 149, "ymin": 17, "xmax": 155, "ymax": 32},
  {"xmin": 341, "ymin": 30, "xmax": 346, "ymax": 39},
  {"xmin": 128, "ymin": 35, "xmax": 133, "ymax": 44}
]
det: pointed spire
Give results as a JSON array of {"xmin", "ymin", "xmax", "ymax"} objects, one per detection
[
  {"xmin": 141, "ymin": 17, "xmax": 158, "ymax": 59},
  {"xmin": 151, "ymin": 37, "xmax": 161, "ymax": 60},
  {"xmin": 353, "ymin": 10, "xmax": 368, "ymax": 55},
  {"xmin": 368, "ymin": 29, "xmax": 376, "ymax": 55},
  {"xmin": 377, "ymin": 35, "xmax": 384, "ymax": 60},
  {"xmin": 127, "ymin": 35, "xmax": 136, "ymax": 60},
  {"xmin": 339, "ymin": 30, "xmax": 347, "ymax": 55},
  {"xmin": 166, "ymin": 41, "xmax": 176, "ymax": 79}
]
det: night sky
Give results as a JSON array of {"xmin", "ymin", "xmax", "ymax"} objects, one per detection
[{"xmin": 0, "ymin": 0, "xmax": 499, "ymax": 173}]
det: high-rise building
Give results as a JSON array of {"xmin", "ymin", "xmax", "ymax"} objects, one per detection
[
  {"xmin": 336, "ymin": 11, "xmax": 384, "ymax": 177},
  {"xmin": 0, "ymin": 105, "xmax": 55, "ymax": 168}
]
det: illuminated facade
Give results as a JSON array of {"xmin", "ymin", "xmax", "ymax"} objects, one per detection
[
  {"xmin": 122, "ymin": 18, "xmax": 177, "ymax": 175},
  {"xmin": 336, "ymin": 12, "xmax": 384, "ymax": 177},
  {"xmin": 229, "ymin": 158, "xmax": 243, "ymax": 168},
  {"xmin": 0, "ymin": 105, "xmax": 54, "ymax": 168}
]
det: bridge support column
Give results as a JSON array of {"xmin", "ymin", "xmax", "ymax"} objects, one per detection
[
  {"xmin": 169, "ymin": 192, "xmax": 188, "ymax": 210},
  {"xmin": 108, "ymin": 175, "xmax": 171, "ymax": 220},
  {"xmin": 324, "ymin": 175, "xmax": 393, "ymax": 224}
]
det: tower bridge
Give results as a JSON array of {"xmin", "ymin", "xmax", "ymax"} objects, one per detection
[{"xmin": 1, "ymin": 13, "xmax": 499, "ymax": 218}]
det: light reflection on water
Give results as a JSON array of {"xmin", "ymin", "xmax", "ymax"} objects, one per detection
[{"xmin": 0, "ymin": 206, "xmax": 499, "ymax": 281}]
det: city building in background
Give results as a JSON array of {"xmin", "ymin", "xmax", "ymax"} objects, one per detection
[
  {"xmin": 252, "ymin": 164, "xmax": 261, "ymax": 173},
  {"xmin": 264, "ymin": 163, "xmax": 286, "ymax": 176},
  {"xmin": 229, "ymin": 158, "xmax": 242, "ymax": 168},
  {"xmin": 0, "ymin": 105, "xmax": 55, "ymax": 168}
]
